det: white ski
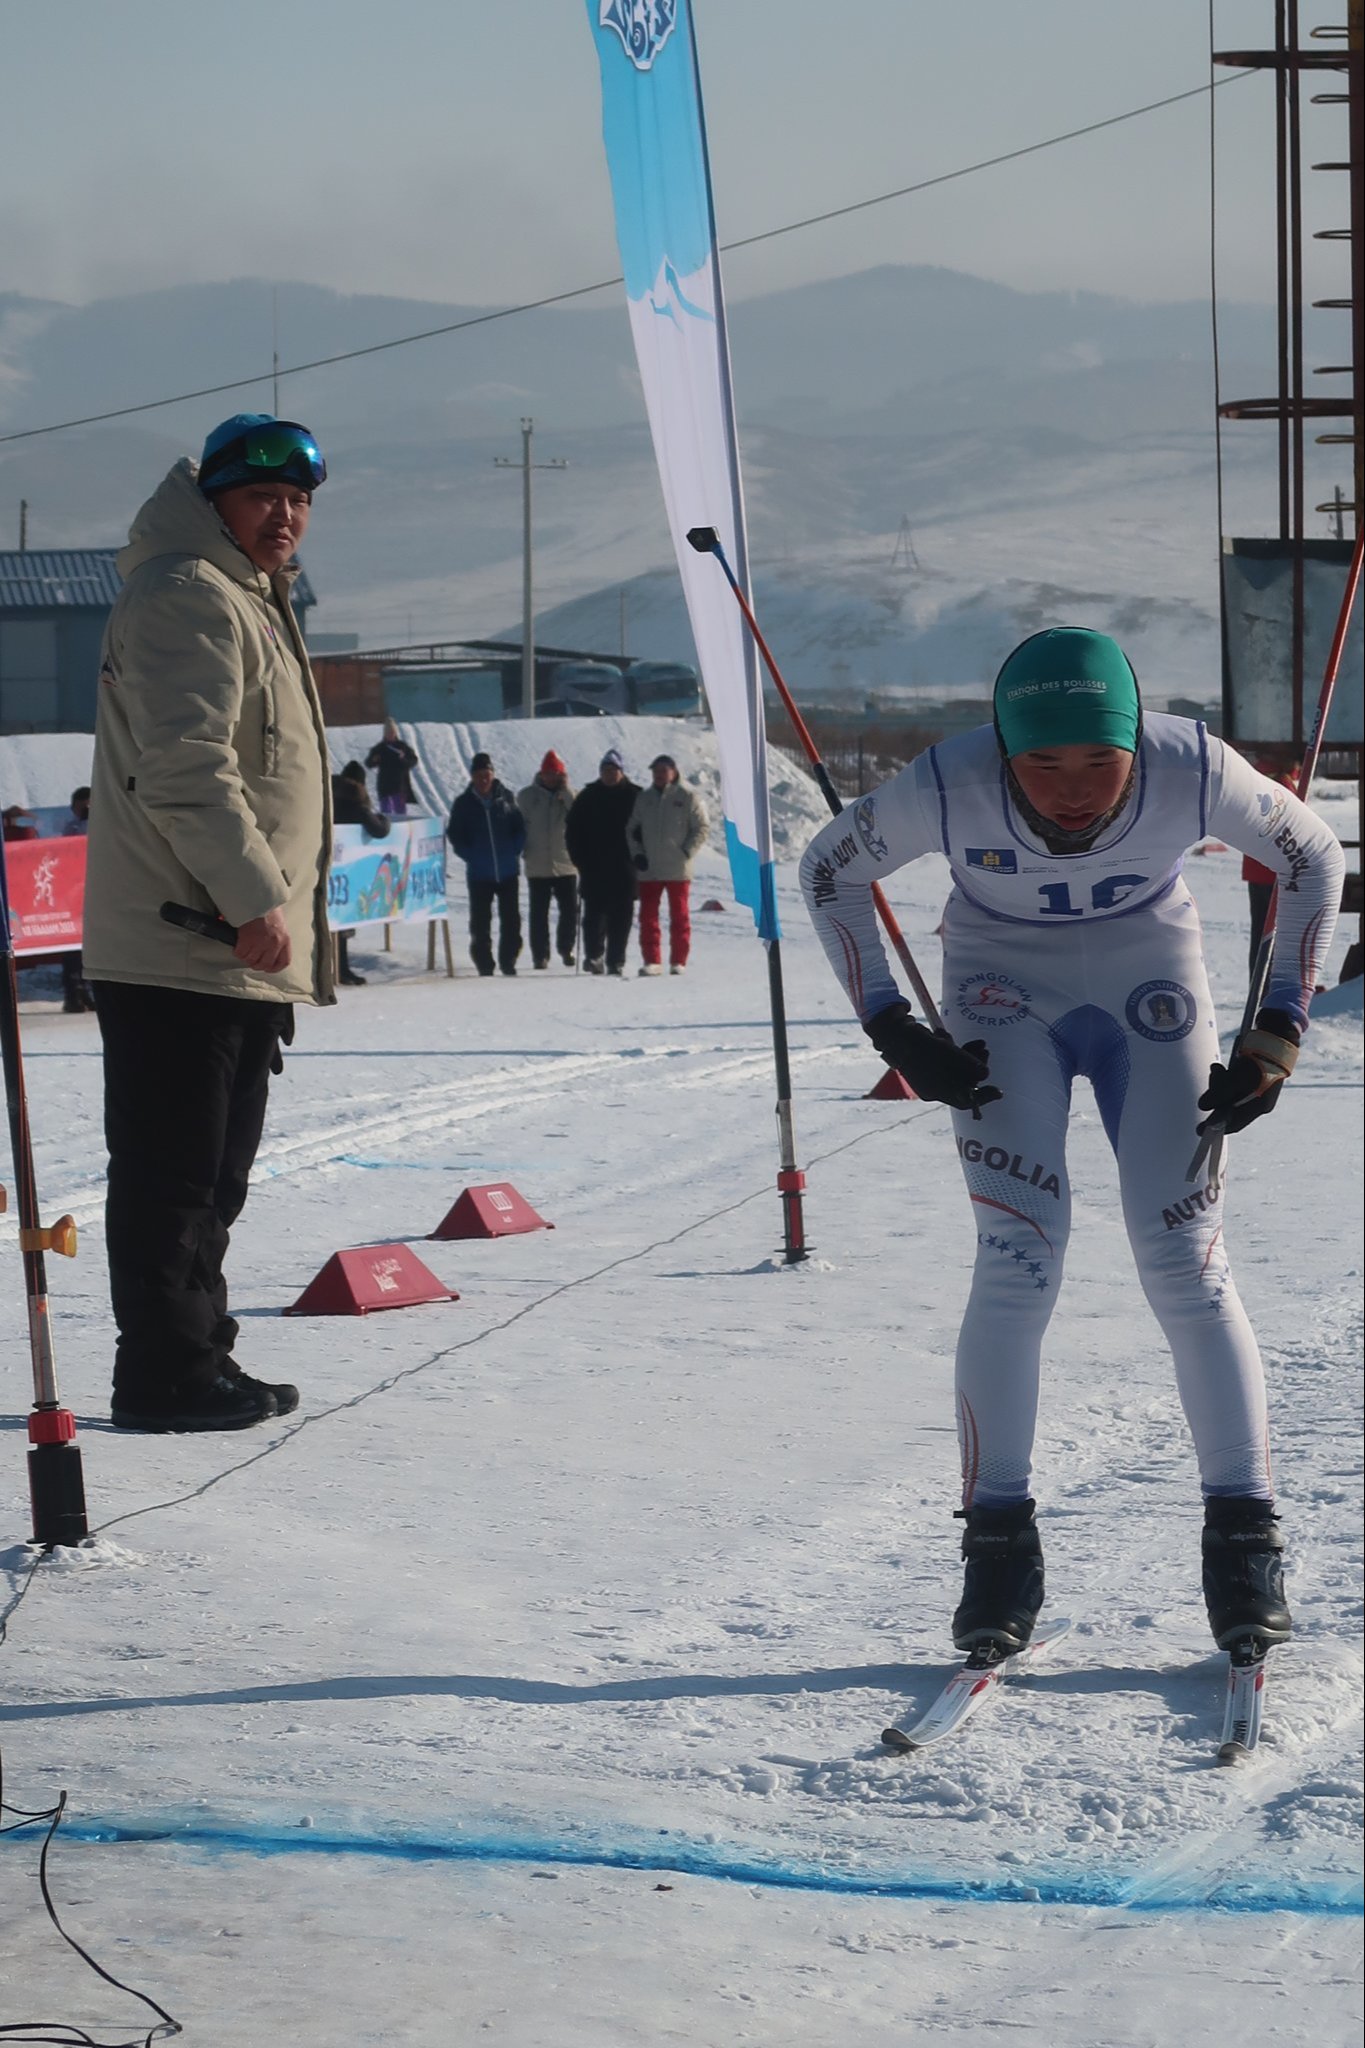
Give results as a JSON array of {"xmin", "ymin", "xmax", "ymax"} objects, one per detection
[
  {"xmin": 1217, "ymin": 1640, "xmax": 1270, "ymax": 1764},
  {"xmin": 881, "ymin": 1620, "xmax": 1071, "ymax": 1753}
]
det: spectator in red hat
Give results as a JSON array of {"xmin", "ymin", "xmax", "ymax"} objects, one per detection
[{"xmin": 517, "ymin": 750, "xmax": 579, "ymax": 969}]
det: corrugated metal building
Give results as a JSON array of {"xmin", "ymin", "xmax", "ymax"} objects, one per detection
[{"xmin": 0, "ymin": 548, "xmax": 316, "ymax": 733}]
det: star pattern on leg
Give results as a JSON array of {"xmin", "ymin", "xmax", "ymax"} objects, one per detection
[{"xmin": 978, "ymin": 1229, "xmax": 1048, "ymax": 1290}]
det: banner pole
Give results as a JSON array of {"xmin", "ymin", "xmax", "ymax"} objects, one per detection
[
  {"xmin": 586, "ymin": 0, "xmax": 809, "ymax": 1259},
  {"xmin": 763, "ymin": 936, "xmax": 808, "ymax": 1261}
]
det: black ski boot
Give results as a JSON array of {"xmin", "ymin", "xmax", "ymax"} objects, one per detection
[
  {"xmin": 1201, "ymin": 1495, "xmax": 1291, "ymax": 1650},
  {"xmin": 951, "ymin": 1498, "xmax": 1044, "ymax": 1656}
]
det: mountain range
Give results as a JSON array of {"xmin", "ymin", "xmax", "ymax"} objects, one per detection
[{"xmin": 2, "ymin": 265, "xmax": 1330, "ymax": 701}]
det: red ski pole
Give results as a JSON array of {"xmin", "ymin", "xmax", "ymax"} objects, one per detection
[
  {"xmin": 687, "ymin": 527, "xmax": 944, "ymax": 1028},
  {"xmin": 0, "ymin": 840, "xmax": 88, "ymax": 1548}
]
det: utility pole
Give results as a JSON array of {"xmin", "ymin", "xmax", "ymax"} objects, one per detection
[
  {"xmin": 1318, "ymin": 483, "xmax": 1349, "ymax": 540},
  {"xmin": 889, "ymin": 516, "xmax": 920, "ymax": 572},
  {"xmin": 19, "ymin": 500, "xmax": 28, "ymax": 551},
  {"xmin": 495, "ymin": 418, "xmax": 567, "ymax": 718}
]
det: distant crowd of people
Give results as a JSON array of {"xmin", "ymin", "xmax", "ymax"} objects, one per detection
[
  {"xmin": 445, "ymin": 743, "xmax": 708, "ymax": 978},
  {"xmin": 337, "ymin": 729, "xmax": 710, "ymax": 981}
]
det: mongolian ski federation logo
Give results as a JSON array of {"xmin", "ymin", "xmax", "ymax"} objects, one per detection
[
  {"xmin": 1256, "ymin": 788, "xmax": 1289, "ymax": 840},
  {"xmin": 599, "ymin": 0, "xmax": 677, "ymax": 68},
  {"xmin": 966, "ymin": 847, "xmax": 1018, "ymax": 873},
  {"xmin": 956, "ymin": 972, "xmax": 1031, "ymax": 1025},
  {"xmin": 853, "ymin": 795, "xmax": 888, "ymax": 862},
  {"xmin": 1126, "ymin": 978, "xmax": 1197, "ymax": 1042}
]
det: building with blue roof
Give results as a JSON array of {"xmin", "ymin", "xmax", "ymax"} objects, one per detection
[{"xmin": 0, "ymin": 548, "xmax": 316, "ymax": 733}]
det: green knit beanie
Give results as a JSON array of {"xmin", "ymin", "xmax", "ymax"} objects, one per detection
[{"xmin": 993, "ymin": 628, "xmax": 1141, "ymax": 757}]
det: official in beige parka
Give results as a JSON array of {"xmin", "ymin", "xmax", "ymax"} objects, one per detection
[{"xmin": 86, "ymin": 414, "xmax": 334, "ymax": 1435}]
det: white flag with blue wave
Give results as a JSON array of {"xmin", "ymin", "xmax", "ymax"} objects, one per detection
[{"xmin": 586, "ymin": 0, "xmax": 778, "ymax": 940}]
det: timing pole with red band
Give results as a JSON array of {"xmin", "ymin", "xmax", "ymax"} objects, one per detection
[{"xmin": 0, "ymin": 840, "xmax": 88, "ymax": 1548}]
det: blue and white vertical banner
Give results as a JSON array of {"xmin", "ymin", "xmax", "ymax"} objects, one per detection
[{"xmin": 586, "ymin": 0, "xmax": 779, "ymax": 939}]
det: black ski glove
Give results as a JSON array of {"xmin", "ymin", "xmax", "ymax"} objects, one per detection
[
  {"xmin": 1196, "ymin": 1007, "xmax": 1300, "ymax": 1136},
  {"xmin": 864, "ymin": 1001, "xmax": 1002, "ymax": 1118}
]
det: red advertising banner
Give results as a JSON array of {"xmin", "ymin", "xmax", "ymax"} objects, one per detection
[{"xmin": 4, "ymin": 835, "xmax": 87, "ymax": 955}]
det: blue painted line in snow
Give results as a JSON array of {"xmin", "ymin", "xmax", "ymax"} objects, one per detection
[
  {"xmin": 332, "ymin": 1155, "xmax": 556, "ymax": 1173},
  {"xmin": 10, "ymin": 1820, "xmax": 1360, "ymax": 1918}
]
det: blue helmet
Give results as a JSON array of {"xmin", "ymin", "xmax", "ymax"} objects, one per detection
[{"xmin": 198, "ymin": 414, "xmax": 327, "ymax": 495}]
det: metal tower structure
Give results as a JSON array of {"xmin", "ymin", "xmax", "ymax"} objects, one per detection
[{"xmin": 1214, "ymin": 0, "xmax": 1363, "ymax": 964}]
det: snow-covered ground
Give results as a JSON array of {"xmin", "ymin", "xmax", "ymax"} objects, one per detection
[{"xmin": 0, "ymin": 729, "xmax": 1360, "ymax": 2046}]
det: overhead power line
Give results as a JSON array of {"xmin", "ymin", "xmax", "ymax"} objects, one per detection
[{"xmin": 0, "ymin": 74, "xmax": 1254, "ymax": 451}]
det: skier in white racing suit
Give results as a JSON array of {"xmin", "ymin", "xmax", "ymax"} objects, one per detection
[{"xmin": 799, "ymin": 627, "xmax": 1344, "ymax": 1658}]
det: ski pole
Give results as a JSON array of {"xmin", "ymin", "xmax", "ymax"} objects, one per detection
[
  {"xmin": 0, "ymin": 840, "xmax": 88, "ymax": 1548},
  {"xmin": 686, "ymin": 526, "xmax": 944, "ymax": 1029},
  {"xmin": 1189, "ymin": 524, "xmax": 1364, "ymax": 1190}
]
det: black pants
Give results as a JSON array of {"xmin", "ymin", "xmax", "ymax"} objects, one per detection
[
  {"xmin": 468, "ymin": 877, "xmax": 522, "ymax": 973},
  {"xmin": 581, "ymin": 884, "xmax": 635, "ymax": 972},
  {"xmin": 528, "ymin": 875, "xmax": 579, "ymax": 965},
  {"xmin": 92, "ymin": 981, "xmax": 290, "ymax": 1404},
  {"xmin": 1247, "ymin": 881, "xmax": 1275, "ymax": 979},
  {"xmin": 61, "ymin": 951, "xmax": 90, "ymax": 1007}
]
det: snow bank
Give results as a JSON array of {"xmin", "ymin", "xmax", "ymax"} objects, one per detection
[{"xmin": 0, "ymin": 732, "xmax": 95, "ymax": 812}]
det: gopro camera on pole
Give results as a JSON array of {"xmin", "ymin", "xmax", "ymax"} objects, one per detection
[{"xmin": 0, "ymin": 835, "xmax": 88, "ymax": 1547}]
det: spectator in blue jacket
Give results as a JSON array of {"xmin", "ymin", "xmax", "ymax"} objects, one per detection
[{"xmin": 446, "ymin": 751, "xmax": 526, "ymax": 975}]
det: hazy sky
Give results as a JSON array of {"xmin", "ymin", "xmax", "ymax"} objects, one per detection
[{"xmin": 0, "ymin": 1, "xmax": 1315, "ymax": 315}]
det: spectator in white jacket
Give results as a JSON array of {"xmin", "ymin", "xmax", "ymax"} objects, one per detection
[
  {"xmin": 626, "ymin": 754, "xmax": 708, "ymax": 976},
  {"xmin": 517, "ymin": 750, "xmax": 579, "ymax": 969}
]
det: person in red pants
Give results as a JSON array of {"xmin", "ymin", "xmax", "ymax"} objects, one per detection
[{"xmin": 627, "ymin": 754, "xmax": 708, "ymax": 975}]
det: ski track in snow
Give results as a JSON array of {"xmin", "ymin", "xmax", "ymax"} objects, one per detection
[
  {"xmin": 0, "ymin": 732, "xmax": 1360, "ymax": 2044},
  {"xmin": 3, "ymin": 1040, "xmax": 836, "ymax": 1236}
]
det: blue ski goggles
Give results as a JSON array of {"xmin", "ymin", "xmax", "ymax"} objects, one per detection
[{"xmin": 199, "ymin": 421, "xmax": 327, "ymax": 493}]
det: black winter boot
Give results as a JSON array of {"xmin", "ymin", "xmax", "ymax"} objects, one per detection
[
  {"xmin": 1201, "ymin": 1496, "xmax": 1291, "ymax": 1650},
  {"xmin": 111, "ymin": 1373, "xmax": 280, "ymax": 1434},
  {"xmin": 951, "ymin": 1498, "xmax": 1044, "ymax": 1656}
]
